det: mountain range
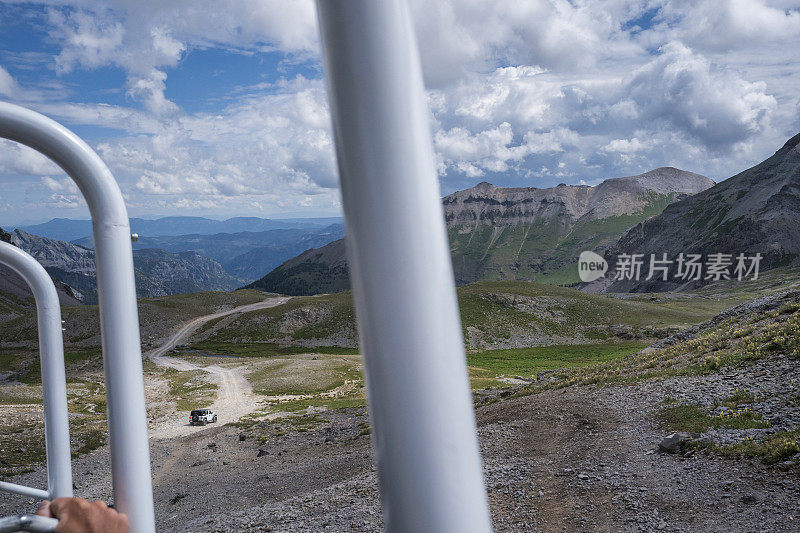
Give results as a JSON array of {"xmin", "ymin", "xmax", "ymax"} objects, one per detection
[
  {"xmin": 72, "ymin": 224, "xmax": 345, "ymax": 282},
  {"xmin": 6, "ymin": 229, "xmax": 241, "ymax": 303},
  {"xmin": 0, "ymin": 228, "xmax": 82, "ymax": 320},
  {"xmin": 17, "ymin": 215, "xmax": 343, "ymax": 242},
  {"xmin": 6, "ymin": 132, "xmax": 798, "ymax": 302},
  {"xmin": 248, "ymin": 167, "xmax": 714, "ymax": 295}
]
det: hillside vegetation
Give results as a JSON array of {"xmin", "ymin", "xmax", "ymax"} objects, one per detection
[
  {"xmin": 192, "ymin": 281, "xmax": 737, "ymax": 352},
  {"xmin": 0, "ymin": 289, "xmax": 268, "ymax": 350}
]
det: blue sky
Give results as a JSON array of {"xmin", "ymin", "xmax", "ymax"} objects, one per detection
[{"xmin": 1, "ymin": 0, "xmax": 799, "ymax": 226}]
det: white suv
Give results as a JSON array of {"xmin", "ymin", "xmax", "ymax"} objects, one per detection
[{"xmin": 189, "ymin": 409, "xmax": 218, "ymax": 426}]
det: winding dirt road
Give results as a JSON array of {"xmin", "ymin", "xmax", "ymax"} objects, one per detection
[{"xmin": 147, "ymin": 296, "xmax": 289, "ymax": 440}]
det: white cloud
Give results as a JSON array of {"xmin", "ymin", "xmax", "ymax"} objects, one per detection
[
  {"xmin": 625, "ymin": 42, "xmax": 777, "ymax": 148},
  {"xmin": 44, "ymin": 0, "xmax": 318, "ymax": 115},
  {"xmin": 603, "ymin": 138, "xmax": 646, "ymax": 153},
  {"xmin": 91, "ymin": 76, "xmax": 337, "ymax": 205},
  {"xmin": 0, "ymin": 0, "xmax": 798, "ymax": 219},
  {"xmin": 41, "ymin": 176, "xmax": 79, "ymax": 193},
  {"xmin": 0, "ymin": 140, "xmax": 61, "ymax": 176},
  {"xmin": 409, "ymin": 0, "xmax": 648, "ymax": 87},
  {"xmin": 648, "ymin": 0, "xmax": 800, "ymax": 52},
  {"xmin": 0, "ymin": 66, "xmax": 19, "ymax": 97}
]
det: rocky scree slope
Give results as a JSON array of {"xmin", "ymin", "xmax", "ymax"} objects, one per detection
[
  {"xmin": 250, "ymin": 168, "xmax": 712, "ymax": 295},
  {"xmin": 597, "ymin": 133, "xmax": 800, "ymax": 292}
]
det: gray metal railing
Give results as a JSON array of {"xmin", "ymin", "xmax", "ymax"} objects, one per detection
[
  {"xmin": 0, "ymin": 241, "xmax": 72, "ymax": 504},
  {"xmin": 0, "ymin": 515, "xmax": 59, "ymax": 533},
  {"xmin": 0, "ymin": 102, "xmax": 155, "ymax": 533}
]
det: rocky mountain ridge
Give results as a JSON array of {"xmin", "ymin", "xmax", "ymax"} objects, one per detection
[
  {"xmin": 73, "ymin": 224, "xmax": 345, "ymax": 283},
  {"xmin": 19, "ymin": 215, "xmax": 343, "ymax": 242},
  {"xmin": 249, "ymin": 167, "xmax": 714, "ymax": 295},
  {"xmin": 5, "ymin": 229, "xmax": 241, "ymax": 303},
  {"xmin": 0, "ymin": 228, "xmax": 81, "ymax": 319},
  {"xmin": 443, "ymin": 167, "xmax": 712, "ymax": 226}
]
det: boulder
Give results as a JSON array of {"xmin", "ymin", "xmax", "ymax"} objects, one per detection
[{"xmin": 658, "ymin": 432, "xmax": 693, "ymax": 453}]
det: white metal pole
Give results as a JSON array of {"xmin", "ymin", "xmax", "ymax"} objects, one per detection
[
  {"xmin": 0, "ymin": 482, "xmax": 50, "ymax": 501},
  {"xmin": 0, "ymin": 102, "xmax": 155, "ymax": 533},
  {"xmin": 315, "ymin": 2, "xmax": 493, "ymax": 532},
  {"xmin": 0, "ymin": 241, "xmax": 72, "ymax": 499}
]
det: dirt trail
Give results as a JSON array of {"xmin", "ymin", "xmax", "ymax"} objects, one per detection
[{"xmin": 147, "ymin": 296, "xmax": 289, "ymax": 440}]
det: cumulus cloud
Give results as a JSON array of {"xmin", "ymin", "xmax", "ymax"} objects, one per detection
[
  {"xmin": 45, "ymin": 0, "xmax": 318, "ymax": 115},
  {"xmin": 89, "ymin": 75, "xmax": 336, "ymax": 205},
  {"xmin": 0, "ymin": 0, "xmax": 798, "ymax": 219},
  {"xmin": 41, "ymin": 176, "xmax": 79, "ymax": 193},
  {"xmin": 0, "ymin": 140, "xmax": 62, "ymax": 176},
  {"xmin": 409, "ymin": 0, "xmax": 648, "ymax": 87},
  {"xmin": 625, "ymin": 42, "xmax": 777, "ymax": 148},
  {"xmin": 649, "ymin": 0, "xmax": 800, "ymax": 52}
]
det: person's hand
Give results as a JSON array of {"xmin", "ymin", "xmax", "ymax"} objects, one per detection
[{"xmin": 36, "ymin": 498, "xmax": 129, "ymax": 533}]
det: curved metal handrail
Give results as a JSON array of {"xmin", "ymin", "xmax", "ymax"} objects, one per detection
[
  {"xmin": 0, "ymin": 102, "xmax": 155, "ymax": 533},
  {"xmin": 0, "ymin": 241, "xmax": 72, "ymax": 501}
]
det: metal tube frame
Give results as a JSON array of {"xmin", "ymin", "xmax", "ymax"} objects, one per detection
[
  {"xmin": 0, "ymin": 242, "xmax": 73, "ymax": 500},
  {"xmin": 0, "ymin": 514, "xmax": 59, "ymax": 533},
  {"xmin": 0, "ymin": 102, "xmax": 155, "ymax": 533},
  {"xmin": 315, "ymin": 1, "xmax": 493, "ymax": 531}
]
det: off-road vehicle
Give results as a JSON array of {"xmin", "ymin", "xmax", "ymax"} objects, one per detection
[{"xmin": 189, "ymin": 409, "xmax": 217, "ymax": 426}]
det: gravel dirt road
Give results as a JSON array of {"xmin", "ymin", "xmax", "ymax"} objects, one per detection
[{"xmin": 146, "ymin": 296, "xmax": 289, "ymax": 440}]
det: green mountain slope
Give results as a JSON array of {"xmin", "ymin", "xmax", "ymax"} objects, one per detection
[
  {"xmin": 200, "ymin": 280, "xmax": 732, "ymax": 351},
  {"xmin": 249, "ymin": 167, "xmax": 713, "ymax": 294}
]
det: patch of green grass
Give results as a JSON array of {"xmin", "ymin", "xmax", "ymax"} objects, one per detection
[
  {"xmin": 139, "ymin": 289, "xmax": 266, "ymax": 314},
  {"xmin": 467, "ymin": 341, "xmax": 647, "ymax": 377},
  {"xmin": 246, "ymin": 355, "xmax": 361, "ymax": 396},
  {"xmin": 271, "ymin": 396, "xmax": 367, "ymax": 413},
  {"xmin": 205, "ymin": 292, "xmax": 356, "ymax": 345},
  {"xmin": 714, "ymin": 389, "xmax": 755, "ymax": 408},
  {"xmin": 281, "ymin": 413, "xmax": 329, "ymax": 432},
  {"xmin": 161, "ymin": 367, "xmax": 218, "ymax": 411},
  {"xmin": 699, "ymin": 429, "xmax": 800, "ymax": 465},
  {"xmin": 204, "ymin": 279, "xmax": 738, "ymax": 350},
  {"xmin": 659, "ymin": 403, "xmax": 769, "ymax": 433},
  {"xmin": 468, "ymin": 366, "xmax": 507, "ymax": 389},
  {"xmin": 0, "ymin": 387, "xmax": 42, "ymax": 405},
  {"xmin": 0, "ymin": 421, "xmax": 46, "ymax": 477},
  {"xmin": 510, "ymin": 300, "xmax": 800, "ymax": 394},
  {"xmin": 15, "ymin": 348, "xmax": 106, "ymax": 385},
  {"xmin": 0, "ymin": 349, "xmax": 28, "ymax": 371},
  {"xmin": 67, "ymin": 379, "xmax": 107, "ymax": 415},
  {"xmin": 188, "ymin": 341, "xmax": 358, "ymax": 358},
  {"xmin": 72, "ymin": 427, "xmax": 107, "ymax": 456},
  {"xmin": 1, "ymin": 289, "xmax": 270, "ymax": 347}
]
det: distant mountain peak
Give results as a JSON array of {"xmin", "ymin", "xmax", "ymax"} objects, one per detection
[{"xmin": 473, "ymin": 181, "xmax": 496, "ymax": 191}]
